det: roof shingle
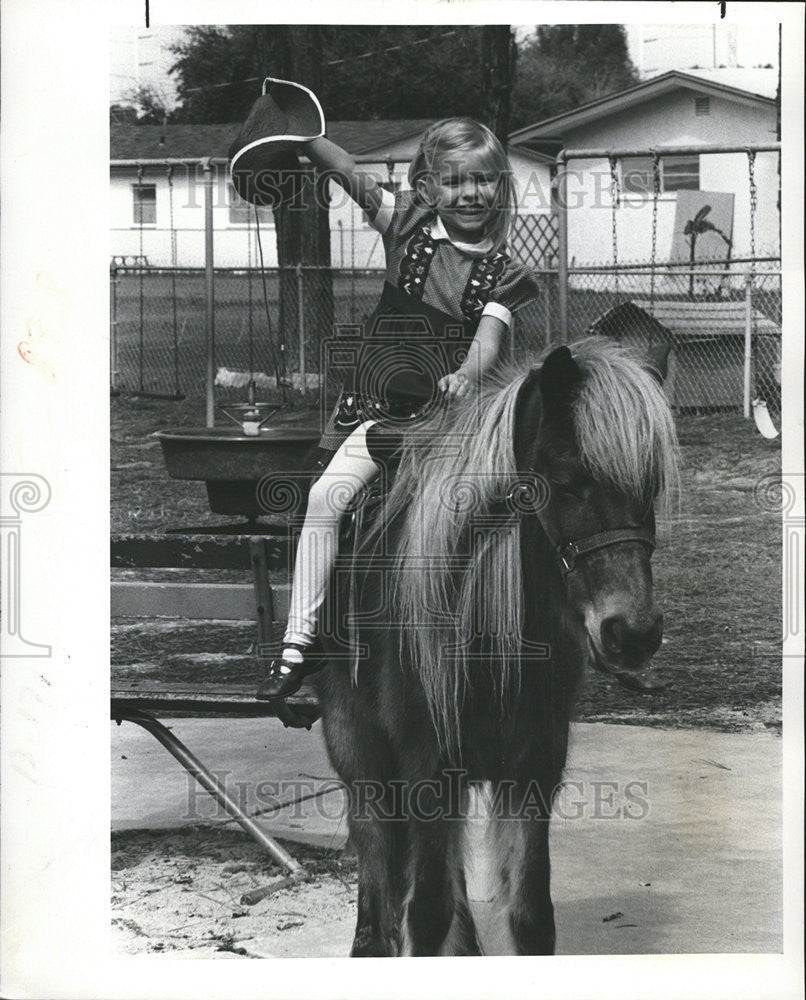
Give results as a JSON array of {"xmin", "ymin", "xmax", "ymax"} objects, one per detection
[{"xmin": 110, "ymin": 120, "xmax": 436, "ymax": 160}]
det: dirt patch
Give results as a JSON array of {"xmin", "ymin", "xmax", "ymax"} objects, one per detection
[{"xmin": 111, "ymin": 826, "xmax": 356, "ymax": 957}]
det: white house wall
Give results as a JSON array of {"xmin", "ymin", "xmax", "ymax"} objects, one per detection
[
  {"xmin": 562, "ymin": 88, "xmax": 775, "ymax": 149},
  {"xmin": 558, "ymin": 89, "xmax": 779, "ymax": 267},
  {"xmin": 111, "ymin": 165, "xmax": 277, "ymax": 269},
  {"xmin": 111, "ymin": 150, "xmax": 554, "ymax": 270}
]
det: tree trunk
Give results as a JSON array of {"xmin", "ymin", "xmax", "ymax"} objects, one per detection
[
  {"xmin": 256, "ymin": 26, "xmax": 334, "ymax": 390},
  {"xmin": 481, "ymin": 26, "xmax": 515, "ymax": 148}
]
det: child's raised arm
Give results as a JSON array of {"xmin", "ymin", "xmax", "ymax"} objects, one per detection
[{"xmin": 301, "ymin": 136, "xmax": 385, "ymax": 220}]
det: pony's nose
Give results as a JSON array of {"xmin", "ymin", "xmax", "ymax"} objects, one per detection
[{"xmin": 601, "ymin": 612, "xmax": 663, "ymax": 657}]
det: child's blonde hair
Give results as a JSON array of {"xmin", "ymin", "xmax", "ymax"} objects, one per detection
[{"xmin": 408, "ymin": 117, "xmax": 516, "ymax": 251}]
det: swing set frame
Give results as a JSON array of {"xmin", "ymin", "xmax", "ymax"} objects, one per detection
[
  {"xmin": 551, "ymin": 142, "xmax": 781, "ymax": 424},
  {"xmin": 111, "ymin": 153, "xmax": 402, "ymax": 420},
  {"xmin": 551, "ymin": 141, "xmax": 781, "ymax": 341}
]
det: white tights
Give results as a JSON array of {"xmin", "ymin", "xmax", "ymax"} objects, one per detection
[{"xmin": 283, "ymin": 420, "xmax": 380, "ymax": 649}]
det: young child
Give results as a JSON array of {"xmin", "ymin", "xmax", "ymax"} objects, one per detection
[{"xmin": 257, "ymin": 117, "xmax": 541, "ymax": 699}]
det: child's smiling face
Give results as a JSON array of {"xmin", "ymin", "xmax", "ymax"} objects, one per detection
[{"xmin": 419, "ymin": 145, "xmax": 503, "ymax": 243}]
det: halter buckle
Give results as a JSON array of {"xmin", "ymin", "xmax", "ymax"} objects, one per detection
[{"xmin": 559, "ymin": 542, "xmax": 579, "ymax": 574}]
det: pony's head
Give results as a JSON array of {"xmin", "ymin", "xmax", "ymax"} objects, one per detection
[
  {"xmin": 383, "ymin": 336, "xmax": 678, "ymax": 757},
  {"xmin": 513, "ymin": 339, "xmax": 678, "ymax": 691}
]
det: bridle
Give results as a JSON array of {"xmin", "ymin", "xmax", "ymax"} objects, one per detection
[
  {"xmin": 507, "ymin": 479, "xmax": 656, "ymax": 577},
  {"xmin": 553, "ymin": 526, "xmax": 656, "ymax": 575}
]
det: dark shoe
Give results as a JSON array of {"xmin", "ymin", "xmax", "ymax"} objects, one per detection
[{"xmin": 256, "ymin": 644, "xmax": 327, "ymax": 701}]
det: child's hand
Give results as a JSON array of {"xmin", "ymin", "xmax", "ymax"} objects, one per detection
[{"xmin": 438, "ymin": 371, "xmax": 470, "ymax": 399}]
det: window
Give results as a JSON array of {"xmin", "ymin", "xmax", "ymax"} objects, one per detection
[
  {"xmin": 661, "ymin": 155, "xmax": 700, "ymax": 191},
  {"xmin": 621, "ymin": 158, "xmax": 654, "ymax": 196},
  {"xmin": 620, "ymin": 155, "xmax": 700, "ymax": 196},
  {"xmin": 228, "ymin": 186, "xmax": 275, "ymax": 226},
  {"xmin": 132, "ymin": 184, "xmax": 156, "ymax": 225}
]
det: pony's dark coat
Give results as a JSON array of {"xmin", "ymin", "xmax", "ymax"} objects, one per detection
[{"xmin": 316, "ymin": 338, "xmax": 678, "ymax": 956}]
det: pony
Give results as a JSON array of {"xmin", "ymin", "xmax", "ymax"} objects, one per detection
[{"xmin": 315, "ymin": 337, "xmax": 679, "ymax": 956}]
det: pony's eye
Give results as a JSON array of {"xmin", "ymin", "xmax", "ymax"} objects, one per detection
[{"xmin": 553, "ymin": 482, "xmax": 582, "ymax": 500}]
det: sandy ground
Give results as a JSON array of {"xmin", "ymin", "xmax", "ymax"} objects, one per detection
[{"xmin": 111, "ymin": 828, "xmax": 357, "ymax": 958}]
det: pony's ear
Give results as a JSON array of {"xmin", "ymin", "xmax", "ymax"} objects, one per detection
[
  {"xmin": 539, "ymin": 346, "xmax": 582, "ymax": 414},
  {"xmin": 645, "ymin": 343, "xmax": 671, "ymax": 384}
]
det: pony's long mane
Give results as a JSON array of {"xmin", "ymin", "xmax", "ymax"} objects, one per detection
[
  {"xmin": 375, "ymin": 337, "xmax": 679, "ymax": 758},
  {"xmin": 570, "ymin": 337, "xmax": 680, "ymax": 512}
]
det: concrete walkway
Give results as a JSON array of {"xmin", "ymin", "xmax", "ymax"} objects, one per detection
[{"xmin": 111, "ymin": 718, "xmax": 782, "ymax": 955}]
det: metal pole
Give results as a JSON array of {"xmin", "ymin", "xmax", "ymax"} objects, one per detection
[
  {"xmin": 296, "ymin": 263, "xmax": 306, "ymax": 397},
  {"xmin": 743, "ymin": 271, "xmax": 753, "ymax": 419},
  {"xmin": 203, "ymin": 158, "xmax": 215, "ymax": 428},
  {"xmin": 110, "ymin": 268, "xmax": 118, "ymax": 391},
  {"xmin": 559, "ymin": 143, "xmax": 780, "ymax": 161},
  {"xmin": 117, "ymin": 710, "xmax": 307, "ymax": 877},
  {"xmin": 553, "ymin": 154, "xmax": 569, "ymax": 344},
  {"xmin": 112, "ymin": 152, "xmax": 404, "ymax": 168}
]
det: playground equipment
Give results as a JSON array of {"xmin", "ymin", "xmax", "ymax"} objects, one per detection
[
  {"xmin": 554, "ymin": 142, "xmax": 781, "ymax": 426},
  {"xmin": 124, "ymin": 157, "xmax": 320, "ymax": 524},
  {"xmin": 112, "ymin": 530, "xmax": 320, "ymax": 878},
  {"xmin": 157, "ymin": 423, "xmax": 319, "ymax": 520}
]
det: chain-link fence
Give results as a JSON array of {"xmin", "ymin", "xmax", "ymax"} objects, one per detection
[
  {"xmin": 111, "ymin": 265, "xmax": 386, "ymax": 403},
  {"xmin": 110, "ymin": 260, "xmax": 781, "ymax": 415},
  {"xmin": 560, "ymin": 266, "xmax": 781, "ymax": 413}
]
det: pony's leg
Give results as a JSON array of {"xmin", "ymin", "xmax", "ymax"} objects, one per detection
[
  {"xmin": 323, "ymin": 699, "xmax": 404, "ymax": 957},
  {"xmin": 438, "ymin": 862, "xmax": 483, "ymax": 956},
  {"xmin": 506, "ymin": 810, "xmax": 555, "ymax": 955},
  {"xmin": 348, "ymin": 807, "xmax": 404, "ymax": 957},
  {"xmin": 402, "ymin": 819, "xmax": 454, "ymax": 956},
  {"xmin": 402, "ymin": 779, "xmax": 477, "ymax": 957}
]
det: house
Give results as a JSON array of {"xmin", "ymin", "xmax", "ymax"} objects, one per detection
[
  {"xmin": 110, "ymin": 121, "xmax": 554, "ymax": 269},
  {"xmin": 510, "ymin": 70, "xmax": 780, "ymax": 271},
  {"xmin": 110, "ymin": 71, "xmax": 779, "ymax": 275}
]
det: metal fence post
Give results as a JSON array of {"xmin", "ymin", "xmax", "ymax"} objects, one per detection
[
  {"xmin": 296, "ymin": 263, "xmax": 306, "ymax": 397},
  {"xmin": 110, "ymin": 267, "xmax": 119, "ymax": 392},
  {"xmin": 553, "ymin": 153, "xmax": 569, "ymax": 343},
  {"xmin": 203, "ymin": 158, "xmax": 216, "ymax": 427},
  {"xmin": 743, "ymin": 271, "xmax": 753, "ymax": 419}
]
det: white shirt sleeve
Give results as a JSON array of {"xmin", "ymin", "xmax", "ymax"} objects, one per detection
[
  {"xmin": 481, "ymin": 300, "xmax": 513, "ymax": 328},
  {"xmin": 368, "ymin": 188, "xmax": 395, "ymax": 235}
]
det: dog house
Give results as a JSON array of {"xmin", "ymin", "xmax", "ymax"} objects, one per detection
[{"xmin": 586, "ymin": 299, "xmax": 780, "ymax": 410}]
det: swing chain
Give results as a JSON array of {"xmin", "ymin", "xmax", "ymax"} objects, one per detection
[
  {"xmin": 166, "ymin": 164, "xmax": 177, "ymax": 267},
  {"xmin": 649, "ymin": 150, "xmax": 661, "ymax": 315},
  {"xmin": 136, "ymin": 164, "xmax": 145, "ymax": 265},
  {"xmin": 608, "ymin": 155, "xmax": 620, "ymax": 299},
  {"xmin": 246, "ymin": 193, "xmax": 254, "ymax": 378},
  {"xmin": 747, "ymin": 148, "xmax": 757, "ymax": 278}
]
